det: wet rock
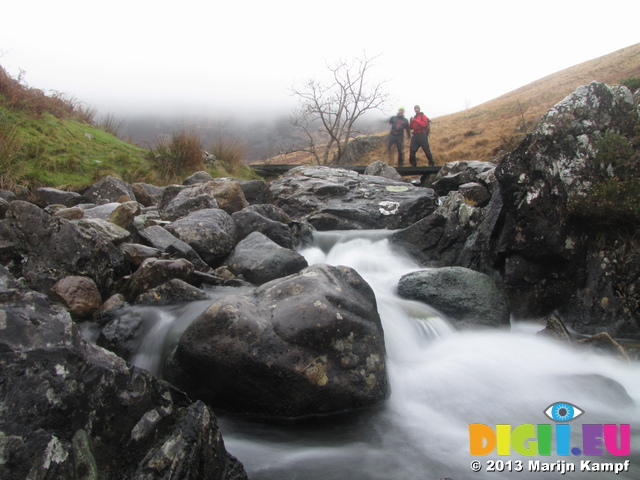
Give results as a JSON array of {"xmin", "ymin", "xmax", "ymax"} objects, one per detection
[
  {"xmin": 158, "ymin": 184, "xmax": 219, "ymax": 222},
  {"xmin": 224, "ymin": 232, "xmax": 308, "ymax": 285},
  {"xmin": 138, "ymin": 225, "xmax": 210, "ymax": 272},
  {"xmin": 537, "ymin": 314, "xmax": 572, "ymax": 342},
  {"xmin": 135, "ymin": 278, "xmax": 210, "ymax": 306},
  {"xmin": 0, "ymin": 265, "xmax": 246, "ymax": 480},
  {"xmin": 132, "ymin": 182, "xmax": 165, "ymax": 207},
  {"xmin": 342, "ymin": 135, "xmax": 384, "ymax": 164},
  {"xmin": 364, "ymin": 160, "xmax": 403, "ymax": 181},
  {"xmin": 75, "ymin": 218, "xmax": 132, "ymax": 244},
  {"xmin": 166, "ymin": 263, "xmax": 389, "ymax": 417},
  {"xmin": 392, "ymin": 192, "xmax": 484, "ymax": 267},
  {"xmin": 81, "ymin": 175, "xmax": 136, "ymax": 204},
  {"xmin": 576, "ymin": 332, "xmax": 631, "ymax": 361},
  {"xmin": 124, "ymin": 257, "xmax": 195, "ymax": 302},
  {"xmin": 188, "ymin": 270, "xmax": 226, "ymax": 288},
  {"xmin": 214, "ymin": 265, "xmax": 237, "ymax": 281},
  {"xmin": 119, "ymin": 242, "xmax": 165, "ymax": 266},
  {"xmin": 83, "ymin": 202, "xmax": 120, "ymax": 220},
  {"xmin": 237, "ymin": 179, "xmax": 268, "ymax": 205},
  {"xmin": 133, "ymin": 208, "xmax": 164, "ymax": 230},
  {"xmin": 267, "ymin": 166, "xmax": 437, "ymax": 230},
  {"xmin": 13, "ymin": 185, "xmax": 31, "ymax": 201},
  {"xmin": 458, "ymin": 182, "xmax": 491, "ymax": 207},
  {"xmin": 431, "ymin": 160, "xmax": 496, "ymax": 196},
  {"xmin": 50, "ymin": 275, "xmax": 103, "ymax": 318},
  {"xmin": 1, "ymin": 201, "xmax": 128, "ymax": 296},
  {"xmin": 231, "ymin": 209, "xmax": 294, "ymax": 249},
  {"xmin": 165, "ymin": 209, "xmax": 237, "ymax": 267},
  {"xmin": 108, "ymin": 200, "xmax": 142, "ymax": 229},
  {"xmin": 184, "ymin": 171, "xmax": 215, "ymax": 185},
  {"xmin": 398, "ymin": 266, "xmax": 510, "ymax": 328},
  {"xmin": 395, "ymin": 83, "xmax": 640, "ymax": 336},
  {"xmin": 478, "ymin": 82, "xmax": 637, "ymax": 323},
  {"xmin": 0, "ymin": 189, "xmax": 16, "ymax": 202},
  {"xmin": 33, "ymin": 187, "xmax": 82, "ymax": 208},
  {"xmin": 205, "ymin": 179, "xmax": 249, "ymax": 214},
  {"xmin": 95, "ymin": 293, "xmax": 128, "ymax": 326},
  {"xmin": 244, "ymin": 203, "xmax": 292, "ymax": 223},
  {"xmin": 52, "ymin": 206, "xmax": 84, "ymax": 220},
  {"xmin": 0, "ymin": 197, "xmax": 9, "ymax": 219}
]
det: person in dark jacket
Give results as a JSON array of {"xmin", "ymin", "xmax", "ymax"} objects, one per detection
[
  {"xmin": 387, "ymin": 107, "xmax": 411, "ymax": 167},
  {"xmin": 409, "ymin": 105, "xmax": 435, "ymax": 166}
]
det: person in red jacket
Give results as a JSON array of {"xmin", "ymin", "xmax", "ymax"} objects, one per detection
[{"xmin": 409, "ymin": 105, "xmax": 435, "ymax": 166}]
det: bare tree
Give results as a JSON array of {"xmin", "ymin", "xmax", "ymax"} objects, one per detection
[{"xmin": 289, "ymin": 53, "xmax": 389, "ymax": 165}]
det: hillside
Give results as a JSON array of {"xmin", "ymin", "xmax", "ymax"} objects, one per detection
[
  {"xmin": 270, "ymin": 43, "xmax": 640, "ymax": 166},
  {"xmin": 0, "ymin": 66, "xmax": 259, "ymax": 191},
  {"xmin": 426, "ymin": 42, "xmax": 640, "ymax": 164}
]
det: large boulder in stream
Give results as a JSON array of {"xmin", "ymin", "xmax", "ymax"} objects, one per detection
[
  {"xmin": 392, "ymin": 82, "xmax": 640, "ymax": 337},
  {"xmin": 398, "ymin": 267, "xmax": 511, "ymax": 328},
  {"xmin": 166, "ymin": 263, "xmax": 389, "ymax": 417},
  {"xmin": 266, "ymin": 165, "xmax": 438, "ymax": 230},
  {"xmin": 0, "ymin": 265, "xmax": 247, "ymax": 480}
]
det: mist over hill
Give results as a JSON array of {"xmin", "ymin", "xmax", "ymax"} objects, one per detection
[
  {"xmin": 118, "ymin": 112, "xmax": 388, "ymax": 163},
  {"xmin": 117, "ymin": 43, "xmax": 635, "ymax": 167}
]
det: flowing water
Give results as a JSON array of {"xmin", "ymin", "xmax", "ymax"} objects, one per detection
[{"xmin": 125, "ymin": 230, "xmax": 640, "ymax": 479}]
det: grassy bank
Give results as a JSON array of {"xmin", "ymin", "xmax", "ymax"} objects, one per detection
[{"xmin": 0, "ymin": 65, "xmax": 259, "ymax": 192}]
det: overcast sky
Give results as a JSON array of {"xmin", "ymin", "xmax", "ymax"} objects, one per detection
[{"xmin": 1, "ymin": 0, "xmax": 639, "ymax": 121}]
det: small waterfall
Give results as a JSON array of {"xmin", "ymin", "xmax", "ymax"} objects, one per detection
[
  {"xmin": 223, "ymin": 231, "xmax": 640, "ymax": 479},
  {"xmin": 122, "ymin": 230, "xmax": 640, "ymax": 479},
  {"xmin": 113, "ymin": 286, "xmax": 252, "ymax": 377}
]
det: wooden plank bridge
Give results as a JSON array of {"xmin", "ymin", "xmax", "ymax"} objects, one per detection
[{"xmin": 250, "ymin": 164, "xmax": 442, "ymax": 179}]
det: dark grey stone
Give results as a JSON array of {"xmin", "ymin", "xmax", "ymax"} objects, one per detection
[
  {"xmin": 33, "ymin": 187, "xmax": 82, "ymax": 208},
  {"xmin": 135, "ymin": 278, "xmax": 210, "ymax": 306},
  {"xmin": 231, "ymin": 209, "xmax": 294, "ymax": 249},
  {"xmin": 2, "ymin": 201, "xmax": 128, "ymax": 296},
  {"xmin": 398, "ymin": 266, "xmax": 510, "ymax": 328},
  {"xmin": 166, "ymin": 263, "xmax": 389, "ymax": 417},
  {"xmin": 165, "ymin": 209, "xmax": 237, "ymax": 267},
  {"xmin": 81, "ymin": 176, "xmax": 136, "ymax": 204},
  {"xmin": 267, "ymin": 166, "xmax": 437, "ymax": 230},
  {"xmin": 0, "ymin": 265, "xmax": 247, "ymax": 480},
  {"xmin": 224, "ymin": 232, "xmax": 307, "ymax": 285},
  {"xmin": 138, "ymin": 225, "xmax": 210, "ymax": 271}
]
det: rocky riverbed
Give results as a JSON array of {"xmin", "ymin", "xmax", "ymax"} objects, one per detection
[{"xmin": 1, "ymin": 81, "xmax": 639, "ymax": 478}]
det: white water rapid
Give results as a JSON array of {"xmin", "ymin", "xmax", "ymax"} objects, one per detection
[{"xmin": 128, "ymin": 230, "xmax": 640, "ymax": 479}]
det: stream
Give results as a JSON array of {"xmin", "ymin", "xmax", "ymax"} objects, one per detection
[{"xmin": 121, "ymin": 230, "xmax": 640, "ymax": 479}]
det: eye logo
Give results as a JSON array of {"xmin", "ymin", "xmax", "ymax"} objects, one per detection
[{"xmin": 544, "ymin": 402, "xmax": 584, "ymax": 422}]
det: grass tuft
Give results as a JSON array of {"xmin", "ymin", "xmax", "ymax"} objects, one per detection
[
  {"xmin": 207, "ymin": 135, "xmax": 246, "ymax": 171},
  {"xmin": 96, "ymin": 112, "xmax": 125, "ymax": 137},
  {"xmin": 148, "ymin": 129, "xmax": 204, "ymax": 184}
]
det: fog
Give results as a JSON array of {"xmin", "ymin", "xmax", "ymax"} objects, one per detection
[{"xmin": 2, "ymin": 0, "xmax": 639, "ymax": 156}]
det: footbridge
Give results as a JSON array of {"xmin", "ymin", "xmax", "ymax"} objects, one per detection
[{"xmin": 250, "ymin": 164, "xmax": 442, "ymax": 181}]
